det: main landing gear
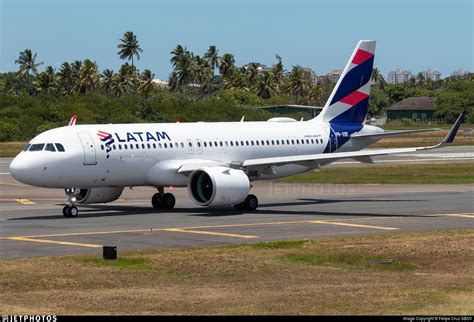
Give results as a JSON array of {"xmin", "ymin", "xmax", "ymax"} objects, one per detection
[
  {"xmin": 152, "ymin": 187, "xmax": 176, "ymax": 210},
  {"xmin": 234, "ymin": 194, "xmax": 258, "ymax": 212},
  {"xmin": 63, "ymin": 188, "xmax": 79, "ymax": 218}
]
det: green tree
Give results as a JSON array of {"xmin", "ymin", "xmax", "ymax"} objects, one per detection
[
  {"xmin": 79, "ymin": 59, "xmax": 99, "ymax": 93},
  {"xmin": 204, "ymin": 45, "xmax": 220, "ymax": 73},
  {"xmin": 138, "ymin": 69, "xmax": 155, "ymax": 98},
  {"xmin": 117, "ymin": 31, "xmax": 143, "ymax": 69},
  {"xmin": 287, "ymin": 66, "xmax": 310, "ymax": 100},
  {"xmin": 219, "ymin": 53, "xmax": 235, "ymax": 79},
  {"xmin": 101, "ymin": 69, "xmax": 114, "ymax": 93},
  {"xmin": 254, "ymin": 71, "xmax": 277, "ymax": 99},
  {"xmin": 15, "ymin": 49, "xmax": 43, "ymax": 94}
]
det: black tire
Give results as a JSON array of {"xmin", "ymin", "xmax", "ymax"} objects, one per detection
[
  {"xmin": 62, "ymin": 206, "xmax": 70, "ymax": 217},
  {"xmin": 162, "ymin": 193, "xmax": 176, "ymax": 209},
  {"xmin": 152, "ymin": 193, "xmax": 164, "ymax": 209},
  {"xmin": 244, "ymin": 194, "xmax": 258, "ymax": 211},
  {"xmin": 68, "ymin": 206, "xmax": 79, "ymax": 218}
]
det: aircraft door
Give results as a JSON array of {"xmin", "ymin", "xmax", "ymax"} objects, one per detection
[
  {"xmin": 187, "ymin": 139, "xmax": 194, "ymax": 154},
  {"xmin": 196, "ymin": 139, "xmax": 203, "ymax": 154},
  {"xmin": 328, "ymin": 128, "xmax": 338, "ymax": 153},
  {"xmin": 77, "ymin": 132, "xmax": 97, "ymax": 165}
]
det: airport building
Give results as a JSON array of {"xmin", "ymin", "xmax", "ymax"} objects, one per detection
[{"xmin": 385, "ymin": 96, "xmax": 436, "ymax": 120}]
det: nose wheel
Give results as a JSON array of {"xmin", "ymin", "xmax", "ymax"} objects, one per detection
[
  {"xmin": 63, "ymin": 188, "xmax": 80, "ymax": 218},
  {"xmin": 152, "ymin": 187, "xmax": 176, "ymax": 210},
  {"xmin": 63, "ymin": 205, "xmax": 79, "ymax": 218}
]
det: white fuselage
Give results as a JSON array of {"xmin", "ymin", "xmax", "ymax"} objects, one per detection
[{"xmin": 9, "ymin": 119, "xmax": 381, "ymax": 189}]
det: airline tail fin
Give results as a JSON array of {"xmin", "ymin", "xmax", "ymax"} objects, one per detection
[
  {"xmin": 68, "ymin": 115, "xmax": 77, "ymax": 126},
  {"xmin": 315, "ymin": 40, "xmax": 376, "ymax": 124}
]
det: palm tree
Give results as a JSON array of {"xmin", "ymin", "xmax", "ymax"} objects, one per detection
[
  {"xmin": 15, "ymin": 49, "xmax": 43, "ymax": 77},
  {"xmin": 219, "ymin": 53, "xmax": 235, "ymax": 79},
  {"xmin": 245, "ymin": 62, "xmax": 261, "ymax": 89},
  {"xmin": 170, "ymin": 44, "xmax": 187, "ymax": 68},
  {"xmin": 168, "ymin": 71, "xmax": 180, "ymax": 92},
  {"xmin": 254, "ymin": 71, "xmax": 277, "ymax": 99},
  {"xmin": 138, "ymin": 69, "xmax": 155, "ymax": 98},
  {"xmin": 71, "ymin": 60, "xmax": 82, "ymax": 93},
  {"xmin": 57, "ymin": 62, "xmax": 74, "ymax": 95},
  {"xmin": 34, "ymin": 66, "xmax": 56, "ymax": 95},
  {"xmin": 308, "ymin": 84, "xmax": 323, "ymax": 105},
  {"xmin": 371, "ymin": 68, "xmax": 380, "ymax": 85},
  {"xmin": 79, "ymin": 59, "xmax": 99, "ymax": 93},
  {"xmin": 271, "ymin": 55, "xmax": 285, "ymax": 93},
  {"xmin": 222, "ymin": 68, "xmax": 247, "ymax": 91},
  {"xmin": 287, "ymin": 65, "xmax": 310, "ymax": 99},
  {"xmin": 101, "ymin": 69, "xmax": 114, "ymax": 93},
  {"xmin": 117, "ymin": 31, "xmax": 143, "ymax": 69},
  {"xmin": 15, "ymin": 49, "xmax": 43, "ymax": 93},
  {"xmin": 204, "ymin": 45, "xmax": 220, "ymax": 73}
]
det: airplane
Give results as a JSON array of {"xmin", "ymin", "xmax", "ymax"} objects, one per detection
[{"xmin": 9, "ymin": 40, "xmax": 465, "ymax": 217}]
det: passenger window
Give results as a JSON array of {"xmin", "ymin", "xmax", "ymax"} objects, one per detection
[
  {"xmin": 170, "ymin": 143, "xmax": 173, "ymax": 148},
  {"xmin": 45, "ymin": 143, "xmax": 56, "ymax": 152},
  {"xmin": 112, "ymin": 145, "xmax": 116, "ymax": 150},
  {"xmin": 55, "ymin": 143, "xmax": 65, "ymax": 152},
  {"xmin": 119, "ymin": 145, "xmax": 122, "ymax": 150},
  {"xmin": 23, "ymin": 144, "xmax": 31, "ymax": 152},
  {"xmin": 29, "ymin": 144, "xmax": 45, "ymax": 152},
  {"xmin": 136, "ymin": 144, "xmax": 139, "ymax": 149}
]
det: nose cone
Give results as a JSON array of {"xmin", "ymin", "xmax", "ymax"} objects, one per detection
[{"xmin": 9, "ymin": 154, "xmax": 32, "ymax": 184}]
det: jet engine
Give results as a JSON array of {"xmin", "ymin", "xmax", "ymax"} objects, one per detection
[
  {"xmin": 73, "ymin": 187, "xmax": 124, "ymax": 204},
  {"xmin": 187, "ymin": 167, "xmax": 250, "ymax": 207}
]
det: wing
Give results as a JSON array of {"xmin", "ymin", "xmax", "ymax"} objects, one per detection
[
  {"xmin": 175, "ymin": 112, "xmax": 464, "ymax": 174},
  {"xmin": 242, "ymin": 112, "xmax": 465, "ymax": 168},
  {"xmin": 351, "ymin": 128, "xmax": 442, "ymax": 140}
]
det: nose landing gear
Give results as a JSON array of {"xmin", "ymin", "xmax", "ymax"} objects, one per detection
[{"xmin": 63, "ymin": 188, "xmax": 79, "ymax": 218}]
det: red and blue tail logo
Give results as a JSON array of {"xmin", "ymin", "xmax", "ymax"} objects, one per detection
[
  {"xmin": 314, "ymin": 40, "xmax": 376, "ymax": 153},
  {"xmin": 318, "ymin": 40, "xmax": 375, "ymax": 125}
]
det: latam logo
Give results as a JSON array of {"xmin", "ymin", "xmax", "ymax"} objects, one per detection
[{"xmin": 97, "ymin": 131, "xmax": 171, "ymax": 158}]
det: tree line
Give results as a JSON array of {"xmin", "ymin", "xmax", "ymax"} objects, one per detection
[{"xmin": 0, "ymin": 31, "xmax": 472, "ymax": 141}]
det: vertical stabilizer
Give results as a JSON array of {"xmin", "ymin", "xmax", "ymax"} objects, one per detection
[{"xmin": 315, "ymin": 40, "xmax": 376, "ymax": 124}]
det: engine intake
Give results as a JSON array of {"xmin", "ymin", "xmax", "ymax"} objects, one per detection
[{"xmin": 188, "ymin": 167, "xmax": 250, "ymax": 207}]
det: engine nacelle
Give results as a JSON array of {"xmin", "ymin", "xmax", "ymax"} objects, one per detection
[
  {"xmin": 187, "ymin": 167, "xmax": 250, "ymax": 207},
  {"xmin": 74, "ymin": 187, "xmax": 124, "ymax": 204}
]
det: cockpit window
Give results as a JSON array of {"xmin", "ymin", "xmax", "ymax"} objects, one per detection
[
  {"xmin": 55, "ymin": 143, "xmax": 65, "ymax": 152},
  {"xmin": 23, "ymin": 144, "xmax": 31, "ymax": 152},
  {"xmin": 45, "ymin": 143, "xmax": 56, "ymax": 152},
  {"xmin": 29, "ymin": 144, "xmax": 45, "ymax": 152}
]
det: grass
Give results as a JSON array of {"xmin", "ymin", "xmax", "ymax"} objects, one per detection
[
  {"xmin": 0, "ymin": 229, "xmax": 473, "ymax": 315},
  {"xmin": 276, "ymin": 163, "xmax": 474, "ymax": 184},
  {"xmin": 0, "ymin": 142, "xmax": 25, "ymax": 157}
]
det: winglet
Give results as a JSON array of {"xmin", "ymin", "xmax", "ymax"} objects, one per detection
[
  {"xmin": 442, "ymin": 111, "xmax": 465, "ymax": 145},
  {"xmin": 68, "ymin": 115, "xmax": 77, "ymax": 126}
]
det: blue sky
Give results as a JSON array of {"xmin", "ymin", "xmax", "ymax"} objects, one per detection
[{"xmin": 1, "ymin": 0, "xmax": 472, "ymax": 79}]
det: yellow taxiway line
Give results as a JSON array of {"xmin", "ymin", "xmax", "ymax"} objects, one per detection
[
  {"xmin": 164, "ymin": 228, "xmax": 258, "ymax": 239},
  {"xmin": 7, "ymin": 237, "xmax": 102, "ymax": 248},
  {"xmin": 15, "ymin": 198, "xmax": 35, "ymax": 205},
  {"xmin": 2, "ymin": 212, "xmax": 472, "ymax": 248}
]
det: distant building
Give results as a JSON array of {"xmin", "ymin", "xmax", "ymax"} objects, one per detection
[
  {"xmin": 387, "ymin": 68, "xmax": 413, "ymax": 84},
  {"xmin": 319, "ymin": 69, "xmax": 342, "ymax": 83},
  {"xmin": 451, "ymin": 69, "xmax": 469, "ymax": 78},
  {"xmin": 152, "ymin": 79, "xmax": 169, "ymax": 87},
  {"xmin": 300, "ymin": 67, "xmax": 318, "ymax": 84},
  {"xmin": 385, "ymin": 97, "xmax": 437, "ymax": 120},
  {"xmin": 421, "ymin": 68, "xmax": 442, "ymax": 81}
]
